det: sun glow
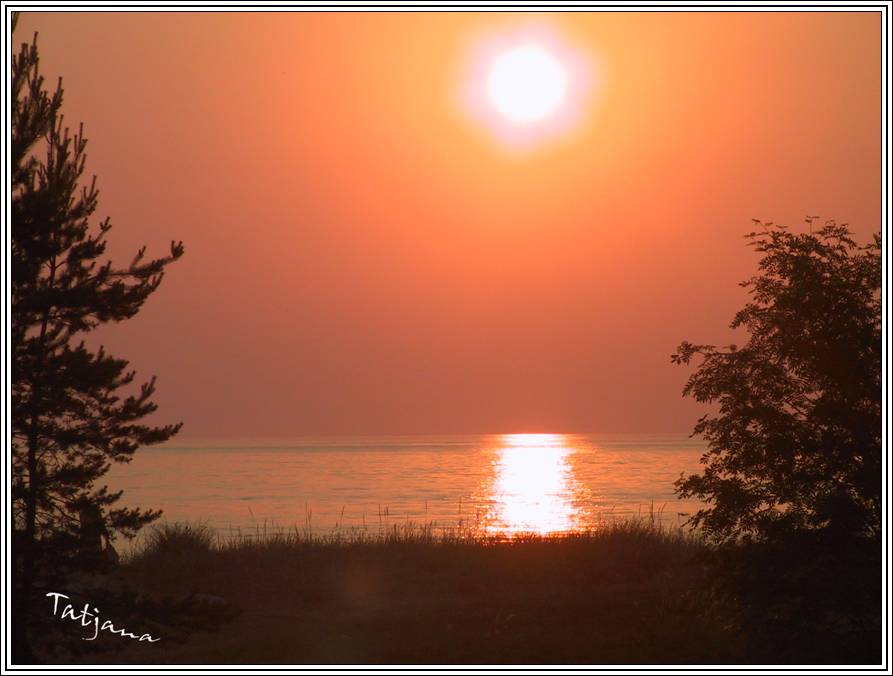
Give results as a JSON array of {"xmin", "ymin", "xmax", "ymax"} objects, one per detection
[{"xmin": 457, "ymin": 23, "xmax": 594, "ymax": 149}]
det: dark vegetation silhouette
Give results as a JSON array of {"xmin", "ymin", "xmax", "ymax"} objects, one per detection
[
  {"xmin": 62, "ymin": 518, "xmax": 878, "ymax": 664},
  {"xmin": 673, "ymin": 218, "xmax": 881, "ymax": 660},
  {"xmin": 11, "ymin": 16, "xmax": 183, "ymax": 661},
  {"xmin": 674, "ymin": 219, "xmax": 880, "ymax": 543}
]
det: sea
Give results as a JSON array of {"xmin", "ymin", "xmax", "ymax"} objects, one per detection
[{"xmin": 105, "ymin": 433, "xmax": 708, "ymax": 541}]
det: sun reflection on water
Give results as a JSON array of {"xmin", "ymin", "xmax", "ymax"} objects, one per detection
[{"xmin": 485, "ymin": 433, "xmax": 580, "ymax": 536}]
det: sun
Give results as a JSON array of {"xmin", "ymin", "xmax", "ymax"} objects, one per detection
[
  {"xmin": 456, "ymin": 24, "xmax": 593, "ymax": 149},
  {"xmin": 486, "ymin": 45, "xmax": 568, "ymax": 124}
]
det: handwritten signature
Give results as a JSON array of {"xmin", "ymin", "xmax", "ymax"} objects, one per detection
[{"xmin": 46, "ymin": 592, "xmax": 161, "ymax": 643}]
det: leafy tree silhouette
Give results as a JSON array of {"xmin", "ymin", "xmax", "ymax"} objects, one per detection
[
  {"xmin": 11, "ymin": 15, "xmax": 184, "ymax": 661},
  {"xmin": 673, "ymin": 219, "xmax": 880, "ymax": 545}
]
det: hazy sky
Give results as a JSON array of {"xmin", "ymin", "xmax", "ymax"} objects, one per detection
[{"xmin": 19, "ymin": 11, "xmax": 881, "ymax": 437}]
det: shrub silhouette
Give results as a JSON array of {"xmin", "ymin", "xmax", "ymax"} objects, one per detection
[{"xmin": 673, "ymin": 219, "xmax": 880, "ymax": 545}]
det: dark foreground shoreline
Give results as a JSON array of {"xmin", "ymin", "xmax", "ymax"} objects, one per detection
[{"xmin": 33, "ymin": 521, "xmax": 879, "ymax": 665}]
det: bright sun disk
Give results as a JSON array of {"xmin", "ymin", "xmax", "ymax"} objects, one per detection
[{"xmin": 486, "ymin": 45, "xmax": 568, "ymax": 124}]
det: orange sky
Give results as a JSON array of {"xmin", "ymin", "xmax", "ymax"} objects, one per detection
[{"xmin": 19, "ymin": 11, "xmax": 881, "ymax": 437}]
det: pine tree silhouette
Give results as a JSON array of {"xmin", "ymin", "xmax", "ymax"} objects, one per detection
[{"xmin": 11, "ymin": 14, "xmax": 184, "ymax": 661}]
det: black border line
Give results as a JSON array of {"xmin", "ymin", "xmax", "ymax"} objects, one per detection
[
  {"xmin": 1, "ymin": 5, "xmax": 891, "ymax": 8},
  {"xmin": 1, "ymin": 1, "xmax": 890, "ymax": 673}
]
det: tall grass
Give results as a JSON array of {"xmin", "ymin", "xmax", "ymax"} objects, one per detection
[
  {"xmin": 123, "ymin": 515, "xmax": 707, "ymax": 607},
  {"xmin": 89, "ymin": 516, "xmax": 878, "ymax": 664},
  {"xmin": 133, "ymin": 511, "xmax": 699, "ymax": 554},
  {"xmin": 140, "ymin": 521, "xmax": 216, "ymax": 554}
]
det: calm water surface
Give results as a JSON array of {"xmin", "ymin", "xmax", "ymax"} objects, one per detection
[{"xmin": 107, "ymin": 434, "xmax": 707, "ymax": 538}]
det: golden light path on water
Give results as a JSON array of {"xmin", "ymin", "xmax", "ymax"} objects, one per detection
[{"xmin": 485, "ymin": 433, "xmax": 580, "ymax": 536}]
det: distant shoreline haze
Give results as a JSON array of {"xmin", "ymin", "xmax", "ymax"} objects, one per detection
[{"xmin": 152, "ymin": 431, "xmax": 702, "ymax": 448}]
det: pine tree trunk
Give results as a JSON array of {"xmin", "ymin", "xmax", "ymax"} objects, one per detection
[
  {"xmin": 16, "ymin": 262, "xmax": 54, "ymax": 664},
  {"xmin": 13, "ymin": 430, "xmax": 39, "ymax": 663}
]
